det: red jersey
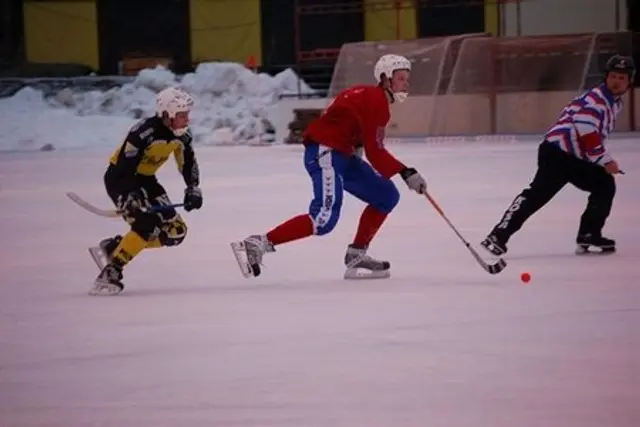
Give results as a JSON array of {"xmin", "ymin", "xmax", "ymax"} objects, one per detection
[{"xmin": 304, "ymin": 85, "xmax": 405, "ymax": 178}]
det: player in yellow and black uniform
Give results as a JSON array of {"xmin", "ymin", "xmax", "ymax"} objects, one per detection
[{"xmin": 90, "ymin": 87, "xmax": 203, "ymax": 295}]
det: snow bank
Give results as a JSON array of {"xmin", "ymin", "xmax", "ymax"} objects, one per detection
[{"xmin": 0, "ymin": 62, "xmax": 318, "ymax": 152}]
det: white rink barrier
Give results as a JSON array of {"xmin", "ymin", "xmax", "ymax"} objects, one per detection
[
  {"xmin": 386, "ymin": 132, "xmax": 640, "ymax": 145},
  {"xmin": 386, "ymin": 135, "xmax": 532, "ymax": 145}
]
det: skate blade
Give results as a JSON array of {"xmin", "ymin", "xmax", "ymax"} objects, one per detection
[
  {"xmin": 88, "ymin": 281, "xmax": 123, "ymax": 296},
  {"xmin": 344, "ymin": 268, "xmax": 391, "ymax": 280},
  {"xmin": 575, "ymin": 244, "xmax": 616, "ymax": 255},
  {"xmin": 230, "ymin": 241, "xmax": 254, "ymax": 278},
  {"xmin": 88, "ymin": 246, "xmax": 107, "ymax": 270}
]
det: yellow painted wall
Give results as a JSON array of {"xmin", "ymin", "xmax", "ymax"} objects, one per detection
[
  {"xmin": 190, "ymin": 0, "xmax": 262, "ymax": 66},
  {"xmin": 24, "ymin": 1, "xmax": 99, "ymax": 69},
  {"xmin": 485, "ymin": 0, "xmax": 499, "ymax": 36},
  {"xmin": 364, "ymin": 0, "xmax": 417, "ymax": 41}
]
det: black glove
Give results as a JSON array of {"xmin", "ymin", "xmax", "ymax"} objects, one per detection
[
  {"xmin": 400, "ymin": 167, "xmax": 427, "ymax": 194},
  {"xmin": 117, "ymin": 189, "xmax": 149, "ymax": 215},
  {"xmin": 183, "ymin": 186, "xmax": 203, "ymax": 212}
]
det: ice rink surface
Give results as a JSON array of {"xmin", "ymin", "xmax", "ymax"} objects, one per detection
[{"xmin": 1, "ymin": 139, "xmax": 639, "ymax": 427}]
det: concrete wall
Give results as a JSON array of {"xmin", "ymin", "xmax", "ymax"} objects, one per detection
[
  {"xmin": 502, "ymin": 0, "xmax": 627, "ymax": 36},
  {"xmin": 386, "ymin": 88, "xmax": 640, "ymax": 136}
]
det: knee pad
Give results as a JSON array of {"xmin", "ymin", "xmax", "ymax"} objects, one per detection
[
  {"xmin": 131, "ymin": 211, "xmax": 162, "ymax": 241},
  {"xmin": 159, "ymin": 217, "xmax": 188, "ymax": 247},
  {"xmin": 153, "ymin": 194, "xmax": 178, "ymax": 221},
  {"xmin": 373, "ymin": 181, "xmax": 400, "ymax": 214}
]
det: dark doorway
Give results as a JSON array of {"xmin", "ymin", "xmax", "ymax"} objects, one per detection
[
  {"xmin": 97, "ymin": 0, "xmax": 191, "ymax": 74},
  {"xmin": 297, "ymin": 0, "xmax": 364, "ymax": 54},
  {"xmin": 629, "ymin": 0, "xmax": 640, "ymax": 86},
  {"xmin": 1, "ymin": 0, "xmax": 24, "ymax": 63},
  {"xmin": 417, "ymin": 0, "xmax": 484, "ymax": 38},
  {"xmin": 260, "ymin": 0, "xmax": 296, "ymax": 67}
]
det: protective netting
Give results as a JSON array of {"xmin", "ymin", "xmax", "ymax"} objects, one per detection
[
  {"xmin": 431, "ymin": 34, "xmax": 596, "ymax": 135},
  {"xmin": 328, "ymin": 32, "xmax": 635, "ymax": 136},
  {"xmin": 328, "ymin": 34, "xmax": 487, "ymax": 135},
  {"xmin": 329, "ymin": 38, "xmax": 448, "ymax": 97}
]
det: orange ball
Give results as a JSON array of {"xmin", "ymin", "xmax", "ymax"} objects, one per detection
[{"xmin": 520, "ymin": 272, "xmax": 531, "ymax": 283}]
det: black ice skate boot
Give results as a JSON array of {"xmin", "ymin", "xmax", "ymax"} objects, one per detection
[
  {"xmin": 481, "ymin": 234, "xmax": 508, "ymax": 256},
  {"xmin": 344, "ymin": 244, "xmax": 391, "ymax": 280},
  {"xmin": 89, "ymin": 235, "xmax": 123, "ymax": 270},
  {"xmin": 576, "ymin": 233, "xmax": 616, "ymax": 255},
  {"xmin": 90, "ymin": 263, "xmax": 125, "ymax": 296}
]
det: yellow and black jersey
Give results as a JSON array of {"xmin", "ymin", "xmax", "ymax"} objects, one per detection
[{"xmin": 107, "ymin": 116, "xmax": 199, "ymax": 193}]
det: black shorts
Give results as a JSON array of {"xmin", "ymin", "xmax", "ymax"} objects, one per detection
[
  {"xmin": 104, "ymin": 165, "xmax": 169, "ymax": 204},
  {"xmin": 103, "ymin": 165, "xmax": 178, "ymax": 223}
]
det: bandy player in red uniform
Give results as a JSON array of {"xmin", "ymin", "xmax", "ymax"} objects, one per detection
[{"xmin": 232, "ymin": 54, "xmax": 427, "ymax": 279}]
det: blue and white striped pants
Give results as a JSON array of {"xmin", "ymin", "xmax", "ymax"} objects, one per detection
[{"xmin": 304, "ymin": 142, "xmax": 400, "ymax": 235}]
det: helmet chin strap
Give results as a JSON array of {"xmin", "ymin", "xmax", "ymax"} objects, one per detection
[
  {"xmin": 385, "ymin": 88, "xmax": 408, "ymax": 103},
  {"xmin": 393, "ymin": 92, "xmax": 408, "ymax": 103},
  {"xmin": 172, "ymin": 127, "xmax": 189, "ymax": 136},
  {"xmin": 163, "ymin": 114, "xmax": 189, "ymax": 136}
]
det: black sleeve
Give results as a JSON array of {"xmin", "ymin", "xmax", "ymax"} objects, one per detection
[
  {"xmin": 174, "ymin": 133, "xmax": 200, "ymax": 188},
  {"xmin": 110, "ymin": 126, "xmax": 148, "ymax": 195}
]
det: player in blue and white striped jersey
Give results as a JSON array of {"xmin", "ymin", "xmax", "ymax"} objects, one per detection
[{"xmin": 482, "ymin": 54, "xmax": 634, "ymax": 256}]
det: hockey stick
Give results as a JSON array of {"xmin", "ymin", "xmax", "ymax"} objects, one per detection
[
  {"xmin": 424, "ymin": 192, "xmax": 507, "ymax": 275},
  {"xmin": 66, "ymin": 192, "xmax": 184, "ymax": 218}
]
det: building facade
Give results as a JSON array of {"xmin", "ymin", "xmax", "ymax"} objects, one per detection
[
  {"xmin": 17, "ymin": 0, "xmax": 638, "ymax": 81},
  {"xmin": 20, "ymin": 0, "xmax": 493, "ymax": 74}
]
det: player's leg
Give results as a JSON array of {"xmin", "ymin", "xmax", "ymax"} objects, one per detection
[
  {"xmin": 92, "ymin": 179, "xmax": 172, "ymax": 295},
  {"xmin": 92, "ymin": 207, "xmax": 157, "ymax": 295},
  {"xmin": 342, "ymin": 155, "xmax": 400, "ymax": 278},
  {"xmin": 482, "ymin": 142, "xmax": 569, "ymax": 255},
  {"xmin": 567, "ymin": 158, "xmax": 617, "ymax": 253},
  {"xmin": 233, "ymin": 144, "xmax": 347, "ymax": 277},
  {"xmin": 114, "ymin": 178, "xmax": 187, "ymax": 253},
  {"xmin": 88, "ymin": 170, "xmax": 125, "ymax": 271},
  {"xmin": 146, "ymin": 181, "xmax": 188, "ymax": 248}
]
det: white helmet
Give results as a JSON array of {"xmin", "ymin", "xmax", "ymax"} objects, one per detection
[
  {"xmin": 156, "ymin": 87, "xmax": 195, "ymax": 136},
  {"xmin": 373, "ymin": 54, "xmax": 411, "ymax": 103}
]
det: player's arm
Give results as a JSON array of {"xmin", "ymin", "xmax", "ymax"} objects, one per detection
[
  {"xmin": 360, "ymin": 96, "xmax": 427, "ymax": 193},
  {"xmin": 573, "ymin": 100, "xmax": 614, "ymax": 167},
  {"xmin": 174, "ymin": 132, "xmax": 203, "ymax": 211},
  {"xmin": 360, "ymin": 109, "xmax": 405, "ymax": 178},
  {"xmin": 110, "ymin": 130, "xmax": 147, "ymax": 195},
  {"xmin": 174, "ymin": 133, "xmax": 200, "ymax": 188}
]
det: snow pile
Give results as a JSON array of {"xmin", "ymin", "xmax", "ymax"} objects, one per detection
[
  {"xmin": 0, "ymin": 62, "xmax": 318, "ymax": 152},
  {"xmin": 0, "ymin": 86, "xmax": 138, "ymax": 152}
]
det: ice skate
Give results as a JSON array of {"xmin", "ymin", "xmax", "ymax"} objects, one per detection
[
  {"xmin": 89, "ymin": 235, "xmax": 122, "ymax": 270},
  {"xmin": 344, "ymin": 244, "xmax": 391, "ymax": 280},
  {"xmin": 576, "ymin": 233, "xmax": 616, "ymax": 255},
  {"xmin": 90, "ymin": 264, "xmax": 124, "ymax": 296},
  {"xmin": 230, "ymin": 234, "xmax": 275, "ymax": 278},
  {"xmin": 481, "ymin": 234, "xmax": 507, "ymax": 256}
]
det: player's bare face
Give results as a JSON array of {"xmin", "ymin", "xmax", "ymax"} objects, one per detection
[
  {"xmin": 391, "ymin": 69, "xmax": 410, "ymax": 94},
  {"xmin": 171, "ymin": 111, "xmax": 190, "ymax": 131},
  {"xmin": 605, "ymin": 71, "xmax": 630, "ymax": 96}
]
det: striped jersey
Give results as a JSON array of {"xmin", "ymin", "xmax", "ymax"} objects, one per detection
[{"xmin": 544, "ymin": 83, "xmax": 622, "ymax": 166}]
